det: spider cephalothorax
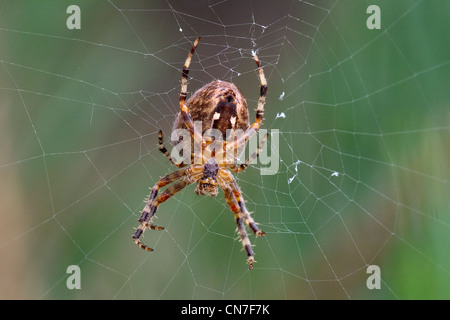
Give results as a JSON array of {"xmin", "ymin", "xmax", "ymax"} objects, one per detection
[
  {"xmin": 132, "ymin": 37, "xmax": 267, "ymax": 269},
  {"xmin": 195, "ymin": 158, "xmax": 219, "ymax": 196}
]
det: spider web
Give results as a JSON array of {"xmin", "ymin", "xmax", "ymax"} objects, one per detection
[{"xmin": 1, "ymin": 0, "xmax": 449, "ymax": 300}]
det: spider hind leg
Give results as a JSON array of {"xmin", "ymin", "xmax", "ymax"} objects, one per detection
[{"xmin": 158, "ymin": 130, "xmax": 186, "ymax": 168}]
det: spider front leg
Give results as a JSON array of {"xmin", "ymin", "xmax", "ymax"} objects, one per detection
[
  {"xmin": 219, "ymin": 171, "xmax": 265, "ymax": 269},
  {"xmin": 221, "ymin": 184, "xmax": 256, "ymax": 269},
  {"xmin": 133, "ymin": 167, "xmax": 196, "ymax": 251},
  {"xmin": 229, "ymin": 179, "xmax": 265, "ymax": 237}
]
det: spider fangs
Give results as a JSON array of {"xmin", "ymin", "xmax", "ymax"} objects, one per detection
[
  {"xmin": 195, "ymin": 158, "xmax": 219, "ymax": 197},
  {"xmin": 132, "ymin": 37, "xmax": 267, "ymax": 269}
]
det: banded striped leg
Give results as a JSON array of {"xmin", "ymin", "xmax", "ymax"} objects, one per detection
[
  {"xmin": 179, "ymin": 37, "xmax": 203, "ymax": 146},
  {"xmin": 227, "ymin": 52, "xmax": 267, "ymax": 153},
  {"xmin": 229, "ymin": 133, "xmax": 268, "ymax": 173},
  {"xmin": 219, "ymin": 172, "xmax": 265, "ymax": 269},
  {"xmin": 158, "ymin": 130, "xmax": 186, "ymax": 167},
  {"xmin": 221, "ymin": 184, "xmax": 256, "ymax": 269},
  {"xmin": 229, "ymin": 179, "xmax": 265, "ymax": 237},
  {"xmin": 133, "ymin": 168, "xmax": 191, "ymax": 251}
]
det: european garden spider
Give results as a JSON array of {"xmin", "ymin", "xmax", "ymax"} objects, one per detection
[{"xmin": 132, "ymin": 37, "xmax": 267, "ymax": 269}]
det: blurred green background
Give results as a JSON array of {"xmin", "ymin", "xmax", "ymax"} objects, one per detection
[{"xmin": 0, "ymin": 0, "xmax": 449, "ymax": 299}]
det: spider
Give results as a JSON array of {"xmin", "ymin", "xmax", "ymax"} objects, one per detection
[{"xmin": 132, "ymin": 37, "xmax": 267, "ymax": 269}]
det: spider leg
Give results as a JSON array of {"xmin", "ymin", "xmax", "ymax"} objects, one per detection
[
  {"xmin": 179, "ymin": 37, "xmax": 203, "ymax": 146},
  {"xmin": 158, "ymin": 130, "xmax": 186, "ymax": 168},
  {"xmin": 229, "ymin": 133, "xmax": 268, "ymax": 173},
  {"xmin": 133, "ymin": 167, "xmax": 199, "ymax": 251},
  {"xmin": 226, "ymin": 52, "xmax": 267, "ymax": 153},
  {"xmin": 221, "ymin": 184, "xmax": 256, "ymax": 270},
  {"xmin": 219, "ymin": 170, "xmax": 265, "ymax": 269},
  {"xmin": 229, "ymin": 179, "xmax": 265, "ymax": 237},
  {"xmin": 251, "ymin": 52, "xmax": 267, "ymax": 131}
]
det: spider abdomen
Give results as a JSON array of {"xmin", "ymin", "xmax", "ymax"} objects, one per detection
[
  {"xmin": 212, "ymin": 94, "xmax": 238, "ymax": 138},
  {"xmin": 172, "ymin": 80, "xmax": 250, "ymax": 138}
]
